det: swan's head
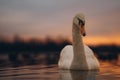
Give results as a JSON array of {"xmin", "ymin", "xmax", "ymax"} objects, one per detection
[{"xmin": 73, "ymin": 13, "xmax": 86, "ymax": 36}]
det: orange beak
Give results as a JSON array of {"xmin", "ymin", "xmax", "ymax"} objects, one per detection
[{"xmin": 80, "ymin": 25, "xmax": 86, "ymax": 36}]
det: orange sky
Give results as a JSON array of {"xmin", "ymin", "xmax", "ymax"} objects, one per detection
[{"xmin": 83, "ymin": 36, "xmax": 120, "ymax": 46}]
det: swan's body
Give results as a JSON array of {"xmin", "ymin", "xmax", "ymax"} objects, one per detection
[{"xmin": 58, "ymin": 13, "xmax": 99, "ymax": 70}]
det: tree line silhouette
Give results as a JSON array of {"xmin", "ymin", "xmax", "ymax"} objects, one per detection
[
  {"xmin": 0, "ymin": 35, "xmax": 120, "ymax": 53},
  {"xmin": 0, "ymin": 35, "xmax": 71, "ymax": 53},
  {"xmin": 90, "ymin": 45, "xmax": 120, "ymax": 60}
]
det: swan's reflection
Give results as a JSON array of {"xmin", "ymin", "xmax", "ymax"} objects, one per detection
[{"xmin": 59, "ymin": 70, "xmax": 98, "ymax": 80}]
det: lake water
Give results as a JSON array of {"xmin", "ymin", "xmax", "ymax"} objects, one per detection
[{"xmin": 0, "ymin": 61, "xmax": 120, "ymax": 80}]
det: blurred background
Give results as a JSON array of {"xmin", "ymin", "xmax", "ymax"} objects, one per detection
[{"xmin": 0, "ymin": 0, "xmax": 120, "ymax": 67}]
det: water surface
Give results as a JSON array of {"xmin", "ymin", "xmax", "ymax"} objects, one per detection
[{"xmin": 0, "ymin": 61, "xmax": 120, "ymax": 80}]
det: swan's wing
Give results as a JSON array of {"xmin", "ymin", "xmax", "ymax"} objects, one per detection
[
  {"xmin": 84, "ymin": 44, "xmax": 94, "ymax": 56},
  {"xmin": 58, "ymin": 45, "xmax": 73, "ymax": 69},
  {"xmin": 84, "ymin": 44, "xmax": 100, "ymax": 69}
]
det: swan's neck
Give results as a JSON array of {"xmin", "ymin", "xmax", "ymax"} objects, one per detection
[
  {"xmin": 72, "ymin": 24, "xmax": 88, "ymax": 69},
  {"xmin": 72, "ymin": 25, "xmax": 84, "ymax": 54}
]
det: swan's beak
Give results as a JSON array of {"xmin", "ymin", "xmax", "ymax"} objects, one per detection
[
  {"xmin": 80, "ymin": 25, "xmax": 86, "ymax": 37},
  {"xmin": 83, "ymin": 32, "xmax": 86, "ymax": 36}
]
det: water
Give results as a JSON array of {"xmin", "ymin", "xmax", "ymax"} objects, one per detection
[{"xmin": 0, "ymin": 61, "xmax": 120, "ymax": 80}]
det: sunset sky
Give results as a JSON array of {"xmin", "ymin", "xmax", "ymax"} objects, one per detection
[{"xmin": 0, "ymin": 0, "xmax": 120, "ymax": 45}]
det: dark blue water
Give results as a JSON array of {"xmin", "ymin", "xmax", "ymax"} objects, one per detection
[{"xmin": 0, "ymin": 61, "xmax": 120, "ymax": 80}]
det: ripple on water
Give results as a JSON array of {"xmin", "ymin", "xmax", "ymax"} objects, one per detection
[{"xmin": 0, "ymin": 62, "xmax": 120, "ymax": 80}]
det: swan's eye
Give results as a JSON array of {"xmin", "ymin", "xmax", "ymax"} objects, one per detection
[{"xmin": 77, "ymin": 18, "xmax": 85, "ymax": 26}]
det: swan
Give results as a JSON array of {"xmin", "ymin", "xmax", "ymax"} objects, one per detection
[{"xmin": 58, "ymin": 13, "xmax": 100, "ymax": 70}]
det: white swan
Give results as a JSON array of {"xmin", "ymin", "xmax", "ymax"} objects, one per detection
[{"xmin": 58, "ymin": 13, "xmax": 100, "ymax": 70}]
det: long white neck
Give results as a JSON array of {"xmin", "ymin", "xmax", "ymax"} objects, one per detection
[{"xmin": 71, "ymin": 24, "xmax": 88, "ymax": 69}]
